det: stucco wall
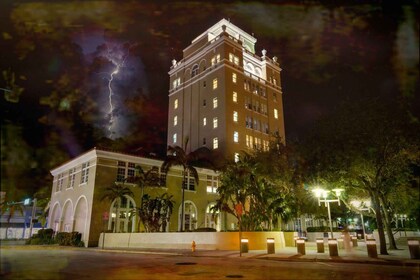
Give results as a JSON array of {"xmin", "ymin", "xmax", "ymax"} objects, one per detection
[{"xmin": 99, "ymin": 231, "xmax": 285, "ymax": 250}]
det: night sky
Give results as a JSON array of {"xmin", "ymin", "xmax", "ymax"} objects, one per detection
[{"xmin": 1, "ymin": 0, "xmax": 419, "ymax": 198}]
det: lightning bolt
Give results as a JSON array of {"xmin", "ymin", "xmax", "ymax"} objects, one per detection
[{"xmin": 105, "ymin": 44, "xmax": 130, "ymax": 138}]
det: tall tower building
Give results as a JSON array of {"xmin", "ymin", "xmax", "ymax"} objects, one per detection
[{"xmin": 167, "ymin": 19, "xmax": 285, "ymax": 161}]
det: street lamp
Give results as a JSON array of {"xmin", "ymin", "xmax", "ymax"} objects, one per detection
[
  {"xmin": 350, "ymin": 200, "xmax": 373, "ymax": 240},
  {"xmin": 313, "ymin": 188, "xmax": 343, "ymax": 238},
  {"xmin": 24, "ymin": 198, "xmax": 37, "ymax": 238}
]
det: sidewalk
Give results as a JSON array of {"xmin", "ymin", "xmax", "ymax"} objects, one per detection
[{"xmin": 185, "ymin": 241, "xmax": 420, "ymax": 267}]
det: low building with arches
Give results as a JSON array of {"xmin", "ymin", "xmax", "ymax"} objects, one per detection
[{"xmin": 48, "ymin": 148, "xmax": 231, "ymax": 247}]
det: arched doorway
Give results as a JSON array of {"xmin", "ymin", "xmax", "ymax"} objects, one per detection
[
  {"xmin": 73, "ymin": 196, "xmax": 88, "ymax": 238},
  {"xmin": 179, "ymin": 201, "xmax": 197, "ymax": 231},
  {"xmin": 61, "ymin": 200, "xmax": 73, "ymax": 232},
  {"xmin": 205, "ymin": 203, "xmax": 221, "ymax": 231},
  {"xmin": 50, "ymin": 202, "xmax": 61, "ymax": 233},
  {"xmin": 108, "ymin": 195, "xmax": 136, "ymax": 233}
]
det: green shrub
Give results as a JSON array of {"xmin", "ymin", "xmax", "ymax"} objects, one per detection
[
  {"xmin": 55, "ymin": 231, "xmax": 83, "ymax": 246},
  {"xmin": 194, "ymin": 227, "xmax": 217, "ymax": 232}
]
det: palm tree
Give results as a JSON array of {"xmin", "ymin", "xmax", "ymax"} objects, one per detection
[
  {"xmin": 0, "ymin": 201, "xmax": 24, "ymax": 239},
  {"xmin": 101, "ymin": 183, "xmax": 134, "ymax": 232},
  {"xmin": 161, "ymin": 138, "xmax": 212, "ymax": 231},
  {"xmin": 125, "ymin": 165, "xmax": 160, "ymax": 231}
]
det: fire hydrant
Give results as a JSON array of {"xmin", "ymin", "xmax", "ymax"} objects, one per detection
[{"xmin": 191, "ymin": 241, "xmax": 196, "ymax": 252}]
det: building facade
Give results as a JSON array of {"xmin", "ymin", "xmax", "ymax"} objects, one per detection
[
  {"xmin": 167, "ymin": 19, "xmax": 285, "ymax": 161},
  {"xmin": 48, "ymin": 148, "xmax": 229, "ymax": 247}
]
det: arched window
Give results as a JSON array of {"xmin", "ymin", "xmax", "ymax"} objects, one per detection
[
  {"xmin": 179, "ymin": 201, "xmax": 197, "ymax": 231},
  {"xmin": 205, "ymin": 203, "xmax": 221, "ymax": 231},
  {"xmin": 108, "ymin": 195, "xmax": 136, "ymax": 233},
  {"xmin": 192, "ymin": 64, "xmax": 199, "ymax": 77}
]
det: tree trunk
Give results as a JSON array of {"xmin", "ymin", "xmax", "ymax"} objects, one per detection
[
  {"xmin": 379, "ymin": 193, "xmax": 398, "ymax": 250},
  {"xmin": 371, "ymin": 191, "xmax": 388, "ymax": 255}
]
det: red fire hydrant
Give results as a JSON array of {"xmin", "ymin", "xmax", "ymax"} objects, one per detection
[{"xmin": 191, "ymin": 240, "xmax": 196, "ymax": 252}]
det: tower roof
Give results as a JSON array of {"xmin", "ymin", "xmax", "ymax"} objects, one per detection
[{"xmin": 192, "ymin": 18, "xmax": 257, "ymax": 52}]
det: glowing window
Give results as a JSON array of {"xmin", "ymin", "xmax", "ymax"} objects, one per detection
[
  {"xmin": 174, "ymin": 99, "xmax": 178, "ymax": 109},
  {"xmin": 213, "ymin": 117, "xmax": 218, "ymax": 128},
  {"xmin": 213, "ymin": 138, "xmax": 218, "ymax": 149},
  {"xmin": 233, "ymin": 92, "xmax": 237, "ymax": 103},
  {"xmin": 233, "ymin": 111, "xmax": 238, "ymax": 122},
  {"xmin": 206, "ymin": 175, "xmax": 219, "ymax": 193},
  {"xmin": 234, "ymin": 131, "xmax": 239, "ymax": 143},
  {"xmin": 173, "ymin": 133, "xmax": 177, "ymax": 144},
  {"xmin": 173, "ymin": 116, "xmax": 178, "ymax": 126},
  {"xmin": 213, "ymin": 78, "xmax": 218, "ymax": 89},
  {"xmin": 232, "ymin": 73, "xmax": 237, "ymax": 83},
  {"xmin": 213, "ymin": 97, "xmax": 218, "ymax": 109},
  {"xmin": 203, "ymin": 117, "xmax": 207, "ymax": 126},
  {"xmin": 234, "ymin": 153, "xmax": 239, "ymax": 162},
  {"xmin": 274, "ymin": 108, "xmax": 278, "ymax": 119}
]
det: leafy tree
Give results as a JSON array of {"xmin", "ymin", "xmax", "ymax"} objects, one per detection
[
  {"xmin": 101, "ymin": 183, "xmax": 134, "ymax": 233},
  {"xmin": 0, "ymin": 200, "xmax": 24, "ymax": 239},
  {"xmin": 301, "ymin": 99, "xmax": 419, "ymax": 254},
  {"xmin": 213, "ymin": 153, "xmax": 285, "ymax": 231},
  {"xmin": 138, "ymin": 193, "xmax": 174, "ymax": 232},
  {"xmin": 161, "ymin": 138, "xmax": 212, "ymax": 231}
]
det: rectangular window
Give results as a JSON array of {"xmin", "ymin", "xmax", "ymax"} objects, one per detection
[
  {"xmin": 203, "ymin": 138, "xmax": 206, "ymax": 145},
  {"xmin": 116, "ymin": 161, "xmax": 135, "ymax": 182},
  {"xmin": 213, "ymin": 117, "xmax": 218, "ymax": 128},
  {"xmin": 233, "ymin": 92, "xmax": 237, "ymax": 103},
  {"xmin": 57, "ymin": 173, "xmax": 64, "ymax": 192},
  {"xmin": 213, "ymin": 78, "xmax": 218, "ymax": 89},
  {"xmin": 173, "ymin": 116, "xmax": 178, "ymax": 126},
  {"xmin": 274, "ymin": 108, "xmax": 278, "ymax": 119},
  {"xmin": 229, "ymin": 53, "xmax": 239, "ymax": 65},
  {"xmin": 174, "ymin": 99, "xmax": 178, "ymax": 109},
  {"xmin": 203, "ymin": 81, "xmax": 206, "ymax": 87},
  {"xmin": 233, "ymin": 111, "xmax": 238, "ymax": 122},
  {"xmin": 203, "ymin": 117, "xmax": 207, "ymax": 126},
  {"xmin": 203, "ymin": 99, "xmax": 206, "ymax": 106},
  {"xmin": 80, "ymin": 162, "xmax": 90, "ymax": 184},
  {"xmin": 213, "ymin": 137, "xmax": 218, "ymax": 149},
  {"xmin": 206, "ymin": 175, "xmax": 219, "ymax": 193},
  {"xmin": 67, "ymin": 168, "xmax": 76, "ymax": 189},
  {"xmin": 173, "ymin": 133, "xmax": 177, "ymax": 144},
  {"xmin": 172, "ymin": 77, "xmax": 180, "ymax": 89},
  {"xmin": 183, "ymin": 171, "xmax": 196, "ymax": 191},
  {"xmin": 246, "ymin": 135, "xmax": 250, "ymax": 148},
  {"xmin": 211, "ymin": 54, "xmax": 220, "ymax": 66},
  {"xmin": 213, "ymin": 97, "xmax": 218, "ymax": 109},
  {"xmin": 234, "ymin": 131, "xmax": 239, "ymax": 143},
  {"xmin": 232, "ymin": 73, "xmax": 237, "ymax": 83}
]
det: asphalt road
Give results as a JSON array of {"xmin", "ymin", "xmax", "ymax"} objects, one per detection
[{"xmin": 1, "ymin": 247, "xmax": 419, "ymax": 279}]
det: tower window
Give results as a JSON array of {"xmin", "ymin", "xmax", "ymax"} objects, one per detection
[
  {"xmin": 192, "ymin": 64, "xmax": 199, "ymax": 77},
  {"xmin": 203, "ymin": 117, "xmax": 207, "ymax": 126},
  {"xmin": 274, "ymin": 108, "xmax": 278, "ymax": 119},
  {"xmin": 213, "ymin": 78, "xmax": 218, "ymax": 89},
  {"xmin": 173, "ymin": 116, "xmax": 178, "ymax": 126},
  {"xmin": 203, "ymin": 138, "xmax": 206, "ymax": 145},
  {"xmin": 232, "ymin": 73, "xmax": 237, "ymax": 83},
  {"xmin": 174, "ymin": 99, "xmax": 178, "ymax": 109},
  {"xmin": 203, "ymin": 99, "xmax": 206, "ymax": 106},
  {"xmin": 213, "ymin": 97, "xmax": 218, "ymax": 109},
  {"xmin": 233, "ymin": 111, "xmax": 238, "ymax": 122},
  {"xmin": 234, "ymin": 153, "xmax": 239, "ymax": 162},
  {"xmin": 213, "ymin": 117, "xmax": 218, "ymax": 128},
  {"xmin": 234, "ymin": 131, "xmax": 239, "ymax": 143},
  {"xmin": 213, "ymin": 138, "xmax": 218, "ymax": 149},
  {"xmin": 233, "ymin": 92, "xmax": 237, "ymax": 103},
  {"xmin": 173, "ymin": 133, "xmax": 177, "ymax": 144}
]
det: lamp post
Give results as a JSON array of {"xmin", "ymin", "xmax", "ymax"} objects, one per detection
[
  {"xmin": 313, "ymin": 188, "xmax": 343, "ymax": 239},
  {"xmin": 25, "ymin": 198, "xmax": 37, "ymax": 238},
  {"xmin": 350, "ymin": 200, "xmax": 373, "ymax": 240}
]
